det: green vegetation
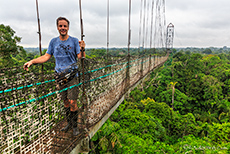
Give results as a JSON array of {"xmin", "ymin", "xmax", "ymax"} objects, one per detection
[
  {"xmin": 90, "ymin": 51, "xmax": 230, "ymax": 153},
  {"xmin": 1, "ymin": 24, "xmax": 230, "ymax": 154},
  {"xmin": 0, "ymin": 24, "xmax": 26, "ymax": 67}
]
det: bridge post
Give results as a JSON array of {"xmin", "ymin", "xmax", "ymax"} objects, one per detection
[
  {"xmin": 125, "ymin": 54, "xmax": 131, "ymax": 92},
  {"xmin": 153, "ymin": 55, "xmax": 155, "ymax": 67},
  {"xmin": 140, "ymin": 55, "xmax": 144, "ymax": 78},
  {"xmin": 157, "ymin": 56, "xmax": 158, "ymax": 65},
  {"xmin": 149, "ymin": 54, "xmax": 151, "ymax": 71}
]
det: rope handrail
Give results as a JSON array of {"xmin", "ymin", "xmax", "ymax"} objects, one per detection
[
  {"xmin": 0, "ymin": 79, "xmax": 55, "ymax": 94},
  {"xmin": 0, "ymin": 55, "xmax": 159, "ymax": 112},
  {"xmin": 0, "ymin": 55, "xmax": 149, "ymax": 94}
]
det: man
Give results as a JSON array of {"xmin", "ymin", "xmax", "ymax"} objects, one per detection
[{"xmin": 24, "ymin": 17, "xmax": 85, "ymax": 136}]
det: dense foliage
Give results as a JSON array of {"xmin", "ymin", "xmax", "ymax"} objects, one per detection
[
  {"xmin": 1, "ymin": 24, "xmax": 230, "ymax": 153},
  {"xmin": 90, "ymin": 51, "xmax": 230, "ymax": 153},
  {"xmin": 0, "ymin": 24, "xmax": 27, "ymax": 67}
]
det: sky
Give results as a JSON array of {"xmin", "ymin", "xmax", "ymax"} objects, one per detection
[{"xmin": 1, "ymin": 0, "xmax": 230, "ymax": 48}]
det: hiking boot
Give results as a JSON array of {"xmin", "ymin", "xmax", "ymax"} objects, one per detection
[
  {"xmin": 61, "ymin": 123, "xmax": 72, "ymax": 132},
  {"xmin": 71, "ymin": 110, "xmax": 79, "ymax": 136},
  {"xmin": 61, "ymin": 107, "xmax": 71, "ymax": 132},
  {"xmin": 73, "ymin": 127, "xmax": 80, "ymax": 136}
]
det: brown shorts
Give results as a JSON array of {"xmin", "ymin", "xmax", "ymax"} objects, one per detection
[{"xmin": 59, "ymin": 77, "xmax": 79, "ymax": 101}]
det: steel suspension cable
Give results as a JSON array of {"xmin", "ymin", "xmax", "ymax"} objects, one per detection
[
  {"xmin": 158, "ymin": 1, "xmax": 164, "ymax": 47},
  {"xmin": 127, "ymin": 0, "xmax": 131, "ymax": 55},
  {"xmin": 158, "ymin": 0, "xmax": 166, "ymax": 49},
  {"xmin": 159, "ymin": 1, "xmax": 164, "ymax": 48},
  {"xmin": 162, "ymin": 0, "xmax": 166, "ymax": 50},
  {"xmin": 138, "ymin": 0, "xmax": 143, "ymax": 54},
  {"xmin": 142, "ymin": 0, "xmax": 146, "ymax": 51},
  {"xmin": 35, "ymin": 0, "xmax": 42, "ymax": 57},
  {"xmin": 78, "ymin": 0, "xmax": 88, "ymax": 108},
  {"xmin": 35, "ymin": 0, "xmax": 44, "ymax": 73},
  {"xmin": 145, "ymin": 0, "xmax": 150, "ymax": 48},
  {"xmin": 154, "ymin": 0, "xmax": 159, "ymax": 48},
  {"xmin": 150, "ymin": 0, "xmax": 154, "ymax": 49},
  {"xmin": 107, "ymin": 0, "xmax": 109, "ymax": 60}
]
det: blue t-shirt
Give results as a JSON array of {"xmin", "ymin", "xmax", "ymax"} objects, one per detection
[{"xmin": 47, "ymin": 36, "xmax": 80, "ymax": 73}]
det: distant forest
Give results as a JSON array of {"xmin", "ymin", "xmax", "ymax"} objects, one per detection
[
  {"xmin": 24, "ymin": 46, "xmax": 230, "ymax": 56},
  {"xmin": 90, "ymin": 51, "xmax": 230, "ymax": 153},
  {"xmin": 1, "ymin": 24, "xmax": 230, "ymax": 154}
]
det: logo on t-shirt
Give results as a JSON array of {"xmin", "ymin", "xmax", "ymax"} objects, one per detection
[{"xmin": 58, "ymin": 44, "xmax": 72, "ymax": 54}]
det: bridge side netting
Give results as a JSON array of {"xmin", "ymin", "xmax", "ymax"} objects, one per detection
[{"xmin": 0, "ymin": 54, "xmax": 168, "ymax": 153}]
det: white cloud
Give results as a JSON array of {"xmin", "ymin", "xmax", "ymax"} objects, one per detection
[
  {"xmin": 165, "ymin": 0, "xmax": 230, "ymax": 48},
  {"xmin": 1, "ymin": 0, "xmax": 230, "ymax": 48}
]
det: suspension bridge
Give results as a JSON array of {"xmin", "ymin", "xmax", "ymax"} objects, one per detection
[{"xmin": 0, "ymin": 0, "xmax": 174, "ymax": 153}]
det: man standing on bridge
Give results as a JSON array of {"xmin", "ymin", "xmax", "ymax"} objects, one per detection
[{"xmin": 24, "ymin": 16, "xmax": 85, "ymax": 136}]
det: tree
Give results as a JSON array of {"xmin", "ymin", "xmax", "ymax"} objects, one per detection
[
  {"xmin": 119, "ymin": 109, "xmax": 166, "ymax": 142},
  {"xmin": 156, "ymin": 88, "xmax": 192, "ymax": 115},
  {"xmin": 203, "ymin": 48, "xmax": 212, "ymax": 54},
  {"xmin": 0, "ymin": 24, "xmax": 24, "ymax": 67},
  {"xmin": 201, "ymin": 75, "xmax": 223, "ymax": 103},
  {"xmin": 170, "ymin": 81, "xmax": 177, "ymax": 110},
  {"xmin": 90, "ymin": 120, "xmax": 122, "ymax": 153},
  {"xmin": 208, "ymin": 123, "xmax": 230, "ymax": 144}
]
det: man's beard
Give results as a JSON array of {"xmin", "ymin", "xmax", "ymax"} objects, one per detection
[
  {"xmin": 60, "ymin": 33, "xmax": 66, "ymax": 37},
  {"xmin": 59, "ymin": 30, "xmax": 67, "ymax": 37}
]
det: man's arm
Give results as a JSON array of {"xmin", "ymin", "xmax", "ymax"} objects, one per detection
[{"xmin": 24, "ymin": 53, "xmax": 52, "ymax": 71}]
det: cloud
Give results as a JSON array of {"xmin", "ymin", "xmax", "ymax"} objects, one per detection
[
  {"xmin": 1, "ymin": 0, "xmax": 230, "ymax": 48},
  {"xmin": 166, "ymin": 0, "xmax": 230, "ymax": 47}
]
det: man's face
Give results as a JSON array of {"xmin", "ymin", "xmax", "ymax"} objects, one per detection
[{"xmin": 57, "ymin": 20, "xmax": 69, "ymax": 37}]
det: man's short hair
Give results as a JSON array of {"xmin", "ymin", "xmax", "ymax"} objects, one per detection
[{"xmin": 56, "ymin": 17, "xmax": 70, "ymax": 27}]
